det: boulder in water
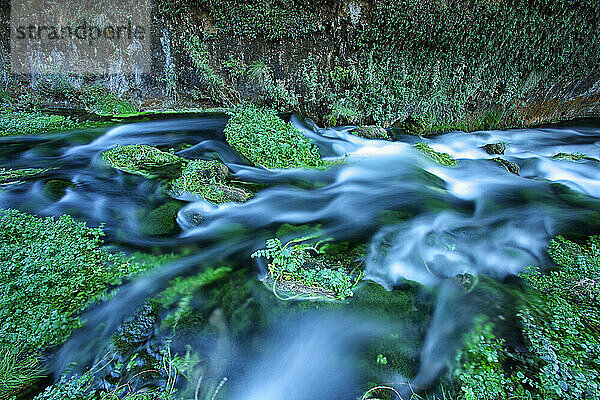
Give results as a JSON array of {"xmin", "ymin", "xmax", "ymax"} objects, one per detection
[
  {"xmin": 350, "ymin": 126, "xmax": 390, "ymax": 140},
  {"xmin": 483, "ymin": 142, "xmax": 506, "ymax": 155},
  {"xmin": 491, "ymin": 157, "xmax": 520, "ymax": 175}
]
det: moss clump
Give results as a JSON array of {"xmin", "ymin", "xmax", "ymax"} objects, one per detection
[
  {"xmin": 491, "ymin": 157, "xmax": 520, "ymax": 175},
  {"xmin": 170, "ymin": 159, "xmax": 249, "ymax": 203},
  {"xmin": 224, "ymin": 106, "xmax": 324, "ymax": 169},
  {"xmin": 351, "ymin": 126, "xmax": 391, "ymax": 140},
  {"xmin": 140, "ymin": 202, "xmax": 183, "ymax": 236},
  {"xmin": 552, "ymin": 152, "xmax": 596, "ymax": 161},
  {"xmin": 102, "ymin": 144, "xmax": 185, "ymax": 178},
  {"xmin": 0, "ymin": 106, "xmax": 111, "ymax": 136},
  {"xmin": 0, "ymin": 209, "xmax": 174, "ymax": 398},
  {"xmin": 414, "ymin": 142, "xmax": 457, "ymax": 166},
  {"xmin": 451, "ymin": 235, "xmax": 600, "ymax": 399},
  {"xmin": 251, "ymin": 236, "xmax": 364, "ymax": 300},
  {"xmin": 0, "ymin": 168, "xmax": 48, "ymax": 184}
]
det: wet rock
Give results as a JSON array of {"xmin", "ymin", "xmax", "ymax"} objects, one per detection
[
  {"xmin": 483, "ymin": 142, "xmax": 506, "ymax": 155},
  {"xmin": 218, "ymin": 184, "xmax": 249, "ymax": 203},
  {"xmin": 350, "ymin": 126, "xmax": 390, "ymax": 140},
  {"xmin": 491, "ymin": 157, "xmax": 520, "ymax": 175}
]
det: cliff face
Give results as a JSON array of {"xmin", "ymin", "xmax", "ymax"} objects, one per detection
[{"xmin": 5, "ymin": 0, "xmax": 600, "ymax": 132}]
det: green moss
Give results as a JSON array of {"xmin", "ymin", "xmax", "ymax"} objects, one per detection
[
  {"xmin": 0, "ymin": 168, "xmax": 48, "ymax": 184},
  {"xmin": 79, "ymin": 86, "xmax": 137, "ymax": 116},
  {"xmin": 552, "ymin": 152, "xmax": 596, "ymax": 161},
  {"xmin": 224, "ymin": 106, "xmax": 324, "ymax": 169},
  {"xmin": 139, "ymin": 202, "xmax": 183, "ymax": 236},
  {"xmin": 451, "ymin": 235, "xmax": 600, "ymax": 399},
  {"xmin": 0, "ymin": 209, "xmax": 173, "ymax": 398},
  {"xmin": 414, "ymin": 142, "xmax": 457, "ymax": 166},
  {"xmin": 102, "ymin": 144, "xmax": 185, "ymax": 178},
  {"xmin": 0, "ymin": 108, "xmax": 105, "ymax": 136},
  {"xmin": 170, "ymin": 159, "xmax": 249, "ymax": 203}
]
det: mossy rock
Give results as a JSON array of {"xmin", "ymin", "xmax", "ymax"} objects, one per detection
[
  {"xmin": 170, "ymin": 159, "xmax": 250, "ymax": 203},
  {"xmin": 482, "ymin": 142, "xmax": 506, "ymax": 155},
  {"xmin": 139, "ymin": 202, "xmax": 183, "ymax": 236},
  {"xmin": 491, "ymin": 157, "xmax": 520, "ymax": 175},
  {"xmin": 0, "ymin": 167, "xmax": 48, "ymax": 184},
  {"xmin": 102, "ymin": 144, "xmax": 186, "ymax": 178},
  {"xmin": 552, "ymin": 152, "xmax": 597, "ymax": 161},
  {"xmin": 415, "ymin": 142, "xmax": 457, "ymax": 166},
  {"xmin": 351, "ymin": 126, "xmax": 391, "ymax": 140},
  {"xmin": 43, "ymin": 179, "xmax": 75, "ymax": 200}
]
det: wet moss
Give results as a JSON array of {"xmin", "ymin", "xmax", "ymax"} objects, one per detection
[
  {"xmin": 552, "ymin": 152, "xmax": 597, "ymax": 161},
  {"xmin": 139, "ymin": 201, "xmax": 184, "ymax": 236},
  {"xmin": 0, "ymin": 167, "xmax": 48, "ymax": 185},
  {"xmin": 169, "ymin": 159, "xmax": 250, "ymax": 203},
  {"xmin": 414, "ymin": 142, "xmax": 457, "ymax": 166},
  {"xmin": 103, "ymin": 145, "xmax": 186, "ymax": 178}
]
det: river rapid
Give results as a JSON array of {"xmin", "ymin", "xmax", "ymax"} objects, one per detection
[{"xmin": 2, "ymin": 115, "xmax": 600, "ymax": 399}]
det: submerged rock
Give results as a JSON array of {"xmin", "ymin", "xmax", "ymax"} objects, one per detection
[
  {"xmin": 483, "ymin": 142, "xmax": 506, "ymax": 155},
  {"xmin": 43, "ymin": 179, "xmax": 75, "ymax": 200},
  {"xmin": 491, "ymin": 157, "xmax": 520, "ymax": 175}
]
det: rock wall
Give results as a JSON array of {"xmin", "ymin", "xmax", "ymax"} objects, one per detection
[{"xmin": 3, "ymin": 0, "xmax": 600, "ymax": 132}]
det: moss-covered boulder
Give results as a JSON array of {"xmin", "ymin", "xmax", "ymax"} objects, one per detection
[
  {"xmin": 170, "ymin": 159, "xmax": 249, "ymax": 203},
  {"xmin": 483, "ymin": 142, "xmax": 506, "ymax": 155},
  {"xmin": 139, "ymin": 201, "xmax": 183, "ymax": 236},
  {"xmin": 43, "ymin": 179, "xmax": 75, "ymax": 200},
  {"xmin": 351, "ymin": 126, "xmax": 391, "ymax": 140},
  {"xmin": 491, "ymin": 157, "xmax": 520, "ymax": 175},
  {"xmin": 224, "ymin": 106, "xmax": 325, "ymax": 169},
  {"xmin": 102, "ymin": 144, "xmax": 185, "ymax": 178}
]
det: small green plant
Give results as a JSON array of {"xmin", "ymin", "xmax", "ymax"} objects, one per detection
[
  {"xmin": 414, "ymin": 142, "xmax": 457, "ymax": 166},
  {"xmin": 251, "ymin": 236, "xmax": 363, "ymax": 300},
  {"xmin": 376, "ymin": 354, "xmax": 388, "ymax": 365},
  {"xmin": 224, "ymin": 106, "xmax": 324, "ymax": 169},
  {"xmin": 102, "ymin": 144, "xmax": 185, "ymax": 178}
]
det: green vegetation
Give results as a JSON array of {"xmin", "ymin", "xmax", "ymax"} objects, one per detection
[
  {"xmin": 414, "ymin": 142, "xmax": 457, "ymax": 166},
  {"xmin": 103, "ymin": 145, "xmax": 256, "ymax": 204},
  {"xmin": 491, "ymin": 157, "xmax": 521, "ymax": 175},
  {"xmin": 451, "ymin": 235, "xmax": 600, "ymax": 399},
  {"xmin": 251, "ymin": 236, "xmax": 364, "ymax": 300},
  {"xmin": 0, "ymin": 209, "xmax": 171, "ymax": 398},
  {"xmin": 224, "ymin": 106, "xmax": 324, "ymax": 169},
  {"xmin": 0, "ymin": 168, "xmax": 48, "ymax": 184},
  {"xmin": 0, "ymin": 108, "xmax": 101, "ymax": 136},
  {"xmin": 79, "ymin": 86, "xmax": 137, "ymax": 116},
  {"xmin": 552, "ymin": 152, "xmax": 596, "ymax": 161},
  {"xmin": 170, "ymin": 159, "xmax": 249, "ymax": 203},
  {"xmin": 102, "ymin": 145, "xmax": 185, "ymax": 178}
]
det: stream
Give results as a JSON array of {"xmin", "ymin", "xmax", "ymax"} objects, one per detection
[{"xmin": 2, "ymin": 115, "xmax": 600, "ymax": 399}]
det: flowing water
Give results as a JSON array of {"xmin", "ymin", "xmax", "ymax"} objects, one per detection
[{"xmin": 2, "ymin": 115, "xmax": 600, "ymax": 399}]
